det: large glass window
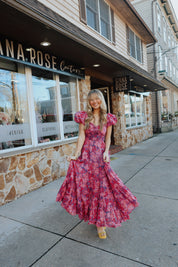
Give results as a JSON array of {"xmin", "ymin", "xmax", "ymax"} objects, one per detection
[
  {"xmin": 0, "ymin": 60, "xmax": 79, "ymax": 153},
  {"xmin": 163, "ymin": 18, "xmax": 167, "ymax": 43},
  {"xmin": 86, "ymin": 0, "xmax": 111, "ymax": 41},
  {"xmin": 32, "ymin": 69, "xmax": 60, "ymax": 143},
  {"xmin": 99, "ymin": 0, "xmax": 111, "ymax": 40},
  {"xmin": 86, "ymin": 0, "xmax": 99, "ymax": 31},
  {"xmin": 165, "ymin": 55, "xmax": 168, "ymax": 74},
  {"xmin": 60, "ymin": 76, "xmax": 79, "ymax": 138},
  {"xmin": 125, "ymin": 92, "xmax": 147, "ymax": 128},
  {"xmin": 129, "ymin": 30, "xmax": 136, "ymax": 59},
  {"xmin": 128, "ymin": 28, "xmax": 142, "ymax": 63},
  {"xmin": 157, "ymin": 5, "xmax": 161, "ymax": 33},
  {"xmin": 158, "ymin": 45, "xmax": 163, "ymax": 71},
  {"xmin": 0, "ymin": 63, "xmax": 31, "ymax": 150}
]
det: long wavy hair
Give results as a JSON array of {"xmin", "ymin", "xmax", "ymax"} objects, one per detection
[{"xmin": 85, "ymin": 89, "xmax": 107, "ymax": 130}]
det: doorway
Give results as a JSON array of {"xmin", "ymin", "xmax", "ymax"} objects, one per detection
[{"xmin": 94, "ymin": 87, "xmax": 110, "ymax": 112}]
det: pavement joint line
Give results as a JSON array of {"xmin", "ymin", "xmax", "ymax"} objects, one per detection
[
  {"xmin": 28, "ymin": 238, "xmax": 62, "ymax": 267},
  {"xmin": 125, "ymin": 137, "xmax": 177, "ymax": 185},
  {"xmin": 0, "ymin": 211, "xmax": 152, "ymax": 267},
  {"xmin": 0, "ymin": 213, "xmax": 76, "ymax": 238},
  {"xmin": 29, "ymin": 220, "xmax": 83, "ymax": 267},
  {"xmin": 63, "ymin": 236, "xmax": 154, "ymax": 267},
  {"xmin": 131, "ymin": 191, "xmax": 178, "ymax": 201}
]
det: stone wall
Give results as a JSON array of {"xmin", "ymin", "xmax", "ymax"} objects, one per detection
[
  {"xmin": 0, "ymin": 143, "xmax": 77, "ymax": 206},
  {"xmin": 0, "ymin": 76, "xmax": 91, "ymax": 206},
  {"xmin": 112, "ymin": 91, "xmax": 153, "ymax": 149},
  {"xmin": 78, "ymin": 76, "xmax": 91, "ymax": 111}
]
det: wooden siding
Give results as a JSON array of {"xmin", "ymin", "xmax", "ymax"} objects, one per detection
[
  {"xmin": 132, "ymin": 0, "xmax": 153, "ymax": 32},
  {"xmin": 37, "ymin": 0, "xmax": 148, "ymax": 71}
]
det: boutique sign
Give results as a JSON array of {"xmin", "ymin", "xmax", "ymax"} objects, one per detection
[{"xmin": 0, "ymin": 36, "xmax": 85, "ymax": 78}]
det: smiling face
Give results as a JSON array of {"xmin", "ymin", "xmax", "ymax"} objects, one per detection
[{"xmin": 89, "ymin": 93, "xmax": 102, "ymax": 110}]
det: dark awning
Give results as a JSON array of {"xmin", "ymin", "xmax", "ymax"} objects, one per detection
[{"xmin": 0, "ymin": 0, "xmax": 167, "ymax": 92}]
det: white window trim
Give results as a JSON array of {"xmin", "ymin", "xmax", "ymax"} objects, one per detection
[
  {"xmin": 25, "ymin": 66, "xmax": 38, "ymax": 147},
  {"xmin": 56, "ymin": 75, "xmax": 64, "ymax": 140},
  {"xmin": 129, "ymin": 29, "xmax": 143, "ymax": 63},
  {"xmin": 86, "ymin": 0, "xmax": 112, "ymax": 42},
  {"xmin": 0, "ymin": 67, "xmax": 80, "ymax": 156},
  {"xmin": 156, "ymin": 4, "xmax": 161, "ymax": 34},
  {"xmin": 125, "ymin": 92, "xmax": 147, "ymax": 129}
]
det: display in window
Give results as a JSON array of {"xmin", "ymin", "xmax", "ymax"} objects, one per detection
[
  {"xmin": 60, "ymin": 76, "xmax": 79, "ymax": 139},
  {"xmin": 32, "ymin": 70, "xmax": 61, "ymax": 143},
  {"xmin": 0, "ymin": 68, "xmax": 31, "ymax": 150},
  {"xmin": 125, "ymin": 92, "xmax": 147, "ymax": 128}
]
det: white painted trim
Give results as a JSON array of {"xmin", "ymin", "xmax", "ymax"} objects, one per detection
[
  {"xmin": 25, "ymin": 66, "xmax": 38, "ymax": 147},
  {"xmin": 56, "ymin": 74, "xmax": 64, "ymax": 140},
  {"xmin": 0, "ymin": 137, "xmax": 78, "ymax": 159},
  {"xmin": 76, "ymin": 79, "xmax": 80, "ymax": 111}
]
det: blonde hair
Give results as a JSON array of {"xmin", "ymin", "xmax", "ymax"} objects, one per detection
[{"xmin": 85, "ymin": 89, "xmax": 107, "ymax": 130}]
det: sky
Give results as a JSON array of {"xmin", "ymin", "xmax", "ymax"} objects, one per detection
[{"xmin": 170, "ymin": 0, "xmax": 178, "ymax": 20}]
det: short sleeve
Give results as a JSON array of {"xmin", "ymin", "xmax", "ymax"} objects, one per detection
[
  {"xmin": 74, "ymin": 111, "xmax": 87, "ymax": 125},
  {"xmin": 107, "ymin": 113, "xmax": 117, "ymax": 127}
]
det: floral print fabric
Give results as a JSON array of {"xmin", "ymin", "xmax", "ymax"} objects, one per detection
[{"xmin": 56, "ymin": 111, "xmax": 139, "ymax": 227}]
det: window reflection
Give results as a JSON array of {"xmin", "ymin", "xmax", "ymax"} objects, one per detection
[
  {"xmin": 60, "ymin": 76, "xmax": 79, "ymax": 138},
  {"xmin": 125, "ymin": 92, "xmax": 147, "ymax": 128},
  {"xmin": 32, "ymin": 69, "xmax": 60, "ymax": 143},
  {"xmin": 0, "ymin": 66, "xmax": 31, "ymax": 150}
]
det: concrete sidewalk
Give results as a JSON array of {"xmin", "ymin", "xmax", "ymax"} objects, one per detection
[{"xmin": 0, "ymin": 130, "xmax": 178, "ymax": 267}]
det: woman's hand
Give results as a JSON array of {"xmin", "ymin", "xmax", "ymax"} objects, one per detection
[
  {"xmin": 103, "ymin": 151, "xmax": 110, "ymax": 162},
  {"xmin": 67, "ymin": 156, "xmax": 77, "ymax": 162},
  {"xmin": 67, "ymin": 151, "xmax": 81, "ymax": 162}
]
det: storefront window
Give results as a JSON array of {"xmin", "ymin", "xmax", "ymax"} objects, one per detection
[
  {"xmin": 32, "ymin": 69, "xmax": 61, "ymax": 143},
  {"xmin": 60, "ymin": 76, "xmax": 79, "ymax": 138},
  {"xmin": 0, "ymin": 58, "xmax": 80, "ymax": 154},
  {"xmin": 125, "ymin": 92, "xmax": 147, "ymax": 128},
  {"xmin": 0, "ymin": 64, "xmax": 31, "ymax": 150},
  {"xmin": 136, "ymin": 95, "xmax": 141, "ymax": 125},
  {"xmin": 142, "ymin": 97, "xmax": 147, "ymax": 124},
  {"xmin": 124, "ymin": 94, "xmax": 130, "ymax": 128},
  {"xmin": 130, "ymin": 94, "xmax": 136, "ymax": 127}
]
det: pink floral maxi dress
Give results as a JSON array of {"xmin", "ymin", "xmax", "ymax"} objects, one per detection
[{"xmin": 56, "ymin": 111, "xmax": 139, "ymax": 227}]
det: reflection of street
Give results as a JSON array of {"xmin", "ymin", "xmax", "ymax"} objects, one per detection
[{"xmin": 0, "ymin": 69, "xmax": 31, "ymax": 149}]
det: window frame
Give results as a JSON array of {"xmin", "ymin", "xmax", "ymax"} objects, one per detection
[
  {"xmin": 85, "ymin": 0, "xmax": 113, "ymax": 42},
  {"xmin": 163, "ymin": 17, "xmax": 167, "ymax": 43},
  {"xmin": 156, "ymin": 4, "xmax": 161, "ymax": 34},
  {"xmin": 128, "ymin": 28, "xmax": 143, "ymax": 63},
  {"xmin": 125, "ymin": 91, "xmax": 148, "ymax": 129},
  {"xmin": 0, "ymin": 64, "xmax": 80, "ymax": 155}
]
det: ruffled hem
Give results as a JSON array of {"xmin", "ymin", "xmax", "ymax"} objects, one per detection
[{"xmin": 56, "ymin": 161, "xmax": 139, "ymax": 228}]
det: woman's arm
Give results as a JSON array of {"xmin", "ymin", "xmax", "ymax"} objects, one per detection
[
  {"xmin": 74, "ymin": 123, "xmax": 85, "ymax": 158},
  {"xmin": 68, "ymin": 123, "xmax": 85, "ymax": 161},
  {"xmin": 103, "ymin": 125, "xmax": 112, "ymax": 162}
]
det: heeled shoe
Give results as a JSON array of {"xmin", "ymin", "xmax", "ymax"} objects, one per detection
[{"xmin": 97, "ymin": 227, "xmax": 107, "ymax": 239}]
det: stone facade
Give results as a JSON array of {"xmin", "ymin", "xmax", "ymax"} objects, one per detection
[
  {"xmin": 112, "ymin": 90, "xmax": 153, "ymax": 149},
  {"xmin": 0, "ymin": 76, "xmax": 153, "ymax": 206},
  {"xmin": 0, "ymin": 77, "xmax": 91, "ymax": 206},
  {"xmin": 0, "ymin": 143, "xmax": 76, "ymax": 206},
  {"xmin": 79, "ymin": 76, "xmax": 91, "ymax": 111}
]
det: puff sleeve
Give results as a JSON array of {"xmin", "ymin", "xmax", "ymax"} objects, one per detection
[
  {"xmin": 106, "ymin": 113, "xmax": 117, "ymax": 127},
  {"xmin": 74, "ymin": 111, "xmax": 87, "ymax": 125}
]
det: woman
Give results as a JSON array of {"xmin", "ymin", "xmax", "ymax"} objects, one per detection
[{"xmin": 56, "ymin": 89, "xmax": 139, "ymax": 239}]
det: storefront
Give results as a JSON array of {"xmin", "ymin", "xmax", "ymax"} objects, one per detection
[
  {"xmin": 0, "ymin": 36, "xmax": 84, "ymax": 152},
  {"xmin": 0, "ymin": 0, "xmax": 166, "ymax": 205}
]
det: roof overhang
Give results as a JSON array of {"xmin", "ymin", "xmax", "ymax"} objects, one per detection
[
  {"xmin": 110, "ymin": 0, "xmax": 157, "ymax": 44},
  {"xmin": 160, "ymin": 75, "xmax": 178, "ymax": 91},
  {"xmin": 0, "ymin": 0, "xmax": 167, "ymax": 92}
]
